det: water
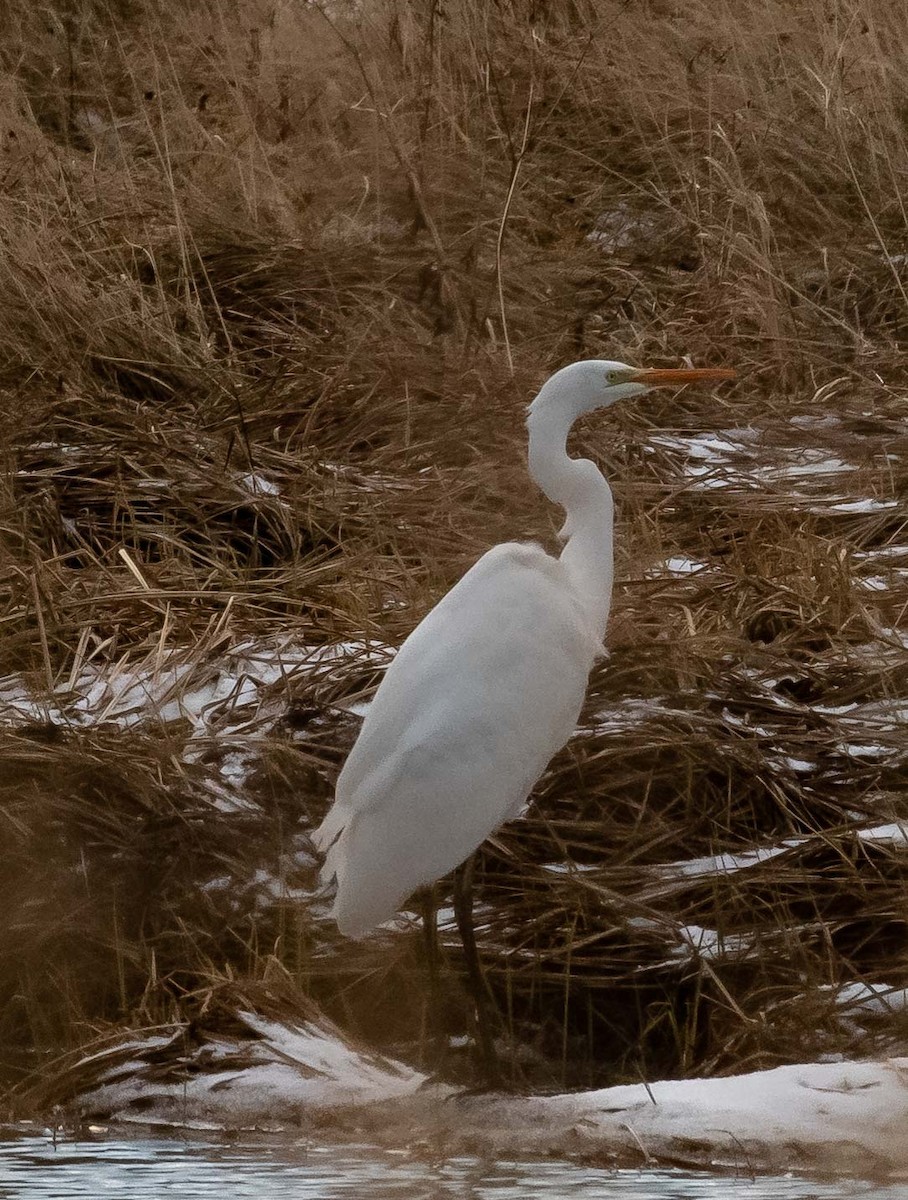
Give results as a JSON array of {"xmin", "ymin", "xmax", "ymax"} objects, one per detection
[{"xmin": 0, "ymin": 1134, "xmax": 903, "ymax": 1200}]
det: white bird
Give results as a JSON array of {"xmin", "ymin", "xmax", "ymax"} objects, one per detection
[{"xmin": 314, "ymin": 359, "xmax": 735, "ymax": 938}]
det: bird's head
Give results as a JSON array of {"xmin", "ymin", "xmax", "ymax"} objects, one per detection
[{"xmin": 528, "ymin": 359, "xmax": 736, "ymax": 421}]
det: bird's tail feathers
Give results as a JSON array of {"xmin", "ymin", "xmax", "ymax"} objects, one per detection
[
  {"xmin": 322, "ymin": 816, "xmax": 409, "ymax": 938},
  {"xmin": 331, "ymin": 862, "xmax": 400, "ymax": 939},
  {"xmin": 311, "ymin": 803, "xmax": 348, "ymax": 854}
]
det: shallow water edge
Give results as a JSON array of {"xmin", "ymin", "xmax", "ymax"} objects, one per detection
[{"xmin": 2, "ymin": 1129, "xmax": 908, "ymax": 1200}]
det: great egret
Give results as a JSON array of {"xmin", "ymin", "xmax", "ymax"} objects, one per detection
[{"xmin": 314, "ymin": 360, "xmax": 735, "ymax": 936}]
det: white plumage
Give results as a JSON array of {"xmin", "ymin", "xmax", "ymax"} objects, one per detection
[
  {"xmin": 313, "ymin": 359, "xmax": 735, "ymax": 937},
  {"xmin": 316, "ymin": 543, "xmax": 602, "ymax": 935}
]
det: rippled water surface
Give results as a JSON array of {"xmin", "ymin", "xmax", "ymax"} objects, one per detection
[{"xmin": 0, "ymin": 1135, "xmax": 902, "ymax": 1199}]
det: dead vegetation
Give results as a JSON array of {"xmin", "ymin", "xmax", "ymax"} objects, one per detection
[{"xmin": 1, "ymin": 0, "xmax": 907, "ymax": 1110}]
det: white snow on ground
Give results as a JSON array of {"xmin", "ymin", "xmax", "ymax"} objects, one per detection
[
  {"xmin": 74, "ymin": 1013, "xmax": 908, "ymax": 1178},
  {"xmin": 777, "ymin": 755, "xmax": 815, "ymax": 773},
  {"xmin": 824, "ymin": 498, "xmax": 898, "ymax": 513},
  {"xmin": 0, "ymin": 637, "xmax": 393, "ymax": 730},
  {"xmin": 834, "ymin": 982, "xmax": 908, "ymax": 1032},
  {"xmin": 581, "ymin": 696, "xmax": 686, "ymax": 735},
  {"xmin": 656, "ymin": 822, "xmax": 908, "ymax": 883},
  {"xmin": 617, "ymin": 918, "xmax": 764, "ymax": 967},
  {"xmin": 854, "ymin": 543, "xmax": 908, "ymax": 592},
  {"xmin": 669, "ymin": 923, "xmax": 756, "ymax": 962},
  {"xmin": 645, "ymin": 428, "xmax": 902, "ymax": 521},
  {"xmin": 646, "ymin": 556, "xmax": 709, "ymax": 577},
  {"xmin": 239, "ymin": 1012, "xmax": 424, "ymax": 1098},
  {"xmin": 237, "ymin": 470, "xmax": 282, "ymax": 497},
  {"xmin": 830, "ymin": 703, "xmax": 908, "ymax": 761},
  {"xmin": 539, "ymin": 861, "xmax": 599, "ymax": 875},
  {"xmin": 646, "ymin": 431, "xmax": 859, "ymax": 494},
  {"xmin": 855, "ymin": 544, "xmax": 908, "ymax": 561},
  {"xmin": 657, "ymin": 842, "xmax": 794, "ymax": 879},
  {"xmin": 531, "ymin": 1056, "xmax": 908, "ymax": 1176},
  {"xmin": 790, "ymin": 414, "xmax": 842, "ymax": 430},
  {"xmin": 858, "ymin": 822, "xmax": 908, "ymax": 847},
  {"xmin": 0, "ymin": 636, "xmax": 394, "ymax": 809},
  {"xmin": 79, "ymin": 1012, "xmax": 428, "ymax": 1128},
  {"xmin": 722, "ymin": 683, "xmax": 908, "ymax": 762},
  {"xmin": 857, "ymin": 569, "xmax": 908, "ymax": 592}
]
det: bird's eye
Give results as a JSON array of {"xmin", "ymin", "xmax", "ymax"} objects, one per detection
[{"xmin": 605, "ymin": 371, "xmax": 619, "ymax": 384}]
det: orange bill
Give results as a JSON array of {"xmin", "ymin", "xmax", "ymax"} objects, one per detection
[{"xmin": 628, "ymin": 366, "xmax": 737, "ymax": 386}]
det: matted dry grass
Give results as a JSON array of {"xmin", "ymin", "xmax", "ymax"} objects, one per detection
[{"xmin": 1, "ymin": 0, "xmax": 907, "ymax": 1107}]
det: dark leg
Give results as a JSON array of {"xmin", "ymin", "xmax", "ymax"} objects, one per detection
[
  {"xmin": 452, "ymin": 853, "xmax": 502, "ymax": 1088},
  {"xmin": 419, "ymin": 885, "xmax": 446, "ymax": 1072},
  {"xmin": 420, "ymin": 884, "xmax": 440, "ymax": 996}
]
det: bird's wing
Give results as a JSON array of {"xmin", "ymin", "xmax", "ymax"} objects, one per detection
[
  {"xmin": 314, "ymin": 542, "xmax": 604, "ymax": 935},
  {"xmin": 334, "ymin": 541, "xmax": 601, "ymax": 808}
]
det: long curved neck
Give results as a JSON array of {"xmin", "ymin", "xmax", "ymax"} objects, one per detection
[{"xmin": 527, "ymin": 402, "xmax": 614, "ymax": 638}]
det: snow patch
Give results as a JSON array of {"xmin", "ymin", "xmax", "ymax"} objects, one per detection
[
  {"xmin": 73, "ymin": 1015, "xmax": 908, "ymax": 1176},
  {"xmin": 0, "ymin": 636, "xmax": 395, "ymax": 810},
  {"xmin": 657, "ymin": 842, "xmax": 794, "ymax": 880},
  {"xmin": 646, "ymin": 556, "xmax": 709, "ymax": 577},
  {"xmin": 823, "ymin": 498, "xmax": 898, "ymax": 514},
  {"xmin": 657, "ymin": 823, "xmax": 908, "ymax": 884},
  {"xmin": 836, "ymin": 981, "xmax": 908, "ymax": 1018},
  {"xmin": 671, "ymin": 924, "xmax": 756, "ymax": 962},
  {"xmin": 237, "ymin": 471, "xmax": 281, "ymax": 497}
]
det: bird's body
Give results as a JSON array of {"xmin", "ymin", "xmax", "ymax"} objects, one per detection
[
  {"xmin": 314, "ymin": 359, "xmax": 735, "ymax": 938},
  {"xmin": 318, "ymin": 541, "xmax": 603, "ymax": 935}
]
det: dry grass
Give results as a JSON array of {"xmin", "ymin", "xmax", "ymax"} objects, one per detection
[{"xmin": 1, "ymin": 0, "xmax": 908, "ymax": 1108}]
